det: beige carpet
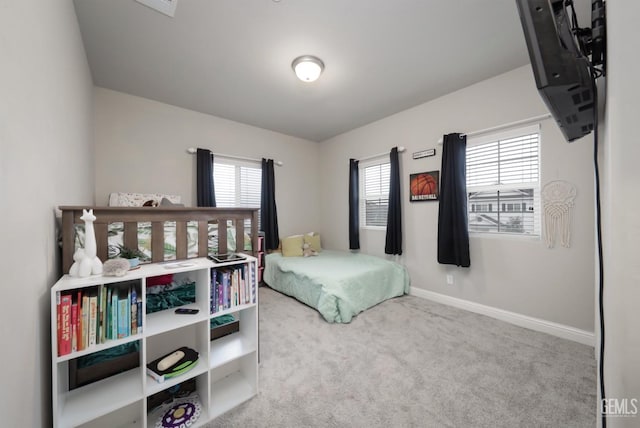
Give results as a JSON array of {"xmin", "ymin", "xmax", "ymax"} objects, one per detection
[{"xmin": 208, "ymin": 286, "xmax": 595, "ymax": 428}]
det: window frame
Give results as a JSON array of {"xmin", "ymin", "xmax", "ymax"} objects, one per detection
[
  {"xmin": 465, "ymin": 124, "xmax": 541, "ymax": 238},
  {"xmin": 359, "ymin": 157, "xmax": 391, "ymax": 230}
]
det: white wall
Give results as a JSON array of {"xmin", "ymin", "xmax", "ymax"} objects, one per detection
[
  {"xmin": 0, "ymin": 1, "xmax": 94, "ymax": 427},
  {"xmin": 600, "ymin": 2, "xmax": 640, "ymax": 426},
  {"xmin": 94, "ymin": 88, "xmax": 321, "ymax": 238},
  {"xmin": 320, "ymin": 66, "xmax": 595, "ymax": 332}
]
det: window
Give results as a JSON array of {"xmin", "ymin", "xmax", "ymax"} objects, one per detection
[
  {"xmin": 466, "ymin": 125, "xmax": 540, "ymax": 236},
  {"xmin": 213, "ymin": 159, "xmax": 261, "ymax": 228},
  {"xmin": 361, "ymin": 160, "xmax": 390, "ymax": 228}
]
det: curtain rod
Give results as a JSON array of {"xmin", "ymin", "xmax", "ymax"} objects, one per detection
[
  {"xmin": 437, "ymin": 113, "xmax": 552, "ymax": 144},
  {"xmin": 187, "ymin": 147, "xmax": 283, "ymax": 166},
  {"xmin": 358, "ymin": 146, "xmax": 406, "ymax": 162}
]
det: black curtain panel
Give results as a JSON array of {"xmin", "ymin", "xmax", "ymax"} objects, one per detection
[
  {"xmin": 348, "ymin": 159, "xmax": 360, "ymax": 250},
  {"xmin": 385, "ymin": 147, "xmax": 402, "ymax": 255},
  {"xmin": 196, "ymin": 148, "xmax": 216, "ymax": 207},
  {"xmin": 437, "ymin": 133, "xmax": 470, "ymax": 267},
  {"xmin": 261, "ymin": 158, "xmax": 280, "ymax": 250}
]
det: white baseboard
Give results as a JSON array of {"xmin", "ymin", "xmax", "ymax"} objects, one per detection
[{"xmin": 409, "ymin": 287, "xmax": 595, "ymax": 347}]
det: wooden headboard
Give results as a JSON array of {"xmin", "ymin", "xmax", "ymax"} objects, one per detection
[{"xmin": 59, "ymin": 206, "xmax": 260, "ymax": 274}]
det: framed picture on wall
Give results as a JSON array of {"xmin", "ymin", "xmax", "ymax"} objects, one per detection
[{"xmin": 410, "ymin": 171, "xmax": 439, "ymax": 202}]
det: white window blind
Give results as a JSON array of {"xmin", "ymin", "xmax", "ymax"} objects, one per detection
[
  {"xmin": 213, "ymin": 163, "xmax": 236, "ymax": 207},
  {"xmin": 361, "ymin": 161, "xmax": 390, "ymax": 228},
  {"xmin": 213, "ymin": 159, "xmax": 262, "ymax": 229},
  {"xmin": 466, "ymin": 125, "xmax": 541, "ymax": 236}
]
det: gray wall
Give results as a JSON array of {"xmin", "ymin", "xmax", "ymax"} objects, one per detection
[
  {"xmin": 94, "ymin": 88, "xmax": 321, "ymax": 238},
  {"xmin": 0, "ymin": 1, "xmax": 94, "ymax": 426},
  {"xmin": 600, "ymin": 2, "xmax": 640, "ymax": 426},
  {"xmin": 319, "ymin": 66, "xmax": 595, "ymax": 332}
]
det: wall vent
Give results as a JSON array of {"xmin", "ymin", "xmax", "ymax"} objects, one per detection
[{"xmin": 135, "ymin": 0, "xmax": 178, "ymax": 17}]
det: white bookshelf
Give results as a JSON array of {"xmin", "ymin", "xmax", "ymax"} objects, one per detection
[{"xmin": 51, "ymin": 256, "xmax": 258, "ymax": 428}]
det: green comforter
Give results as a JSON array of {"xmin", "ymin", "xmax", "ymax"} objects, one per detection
[{"xmin": 264, "ymin": 250, "xmax": 410, "ymax": 323}]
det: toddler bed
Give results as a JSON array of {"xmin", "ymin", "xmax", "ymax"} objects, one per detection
[{"xmin": 263, "ymin": 250, "xmax": 410, "ymax": 323}]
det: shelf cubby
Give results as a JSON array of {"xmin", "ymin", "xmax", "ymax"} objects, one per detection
[{"xmin": 210, "ymin": 352, "xmax": 258, "ymax": 419}]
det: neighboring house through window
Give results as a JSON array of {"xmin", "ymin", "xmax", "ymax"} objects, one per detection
[
  {"xmin": 361, "ymin": 159, "xmax": 390, "ymax": 228},
  {"xmin": 466, "ymin": 125, "xmax": 541, "ymax": 236}
]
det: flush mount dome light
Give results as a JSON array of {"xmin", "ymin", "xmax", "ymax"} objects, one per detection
[{"xmin": 292, "ymin": 55, "xmax": 324, "ymax": 82}]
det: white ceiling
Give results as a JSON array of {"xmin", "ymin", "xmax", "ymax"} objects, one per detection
[{"xmin": 73, "ymin": 0, "xmax": 534, "ymax": 142}]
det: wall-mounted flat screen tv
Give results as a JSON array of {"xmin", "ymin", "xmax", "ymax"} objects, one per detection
[{"xmin": 515, "ymin": 0, "xmax": 594, "ymax": 142}]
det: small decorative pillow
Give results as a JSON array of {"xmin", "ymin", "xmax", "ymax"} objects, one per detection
[
  {"xmin": 281, "ymin": 235, "xmax": 304, "ymax": 257},
  {"xmin": 304, "ymin": 233, "xmax": 322, "ymax": 253}
]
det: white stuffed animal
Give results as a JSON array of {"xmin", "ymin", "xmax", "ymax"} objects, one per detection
[{"xmin": 302, "ymin": 243, "xmax": 318, "ymax": 257}]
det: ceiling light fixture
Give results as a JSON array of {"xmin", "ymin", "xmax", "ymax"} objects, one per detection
[{"xmin": 292, "ymin": 55, "xmax": 324, "ymax": 83}]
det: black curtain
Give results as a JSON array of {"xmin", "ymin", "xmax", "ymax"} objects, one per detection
[
  {"xmin": 196, "ymin": 148, "xmax": 216, "ymax": 207},
  {"xmin": 348, "ymin": 159, "xmax": 360, "ymax": 250},
  {"xmin": 385, "ymin": 147, "xmax": 402, "ymax": 255},
  {"xmin": 437, "ymin": 133, "xmax": 470, "ymax": 267},
  {"xmin": 261, "ymin": 158, "xmax": 280, "ymax": 250}
]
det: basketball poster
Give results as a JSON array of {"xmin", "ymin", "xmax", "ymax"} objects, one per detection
[{"xmin": 409, "ymin": 171, "xmax": 439, "ymax": 201}]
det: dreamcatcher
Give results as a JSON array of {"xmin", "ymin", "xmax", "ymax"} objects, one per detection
[{"xmin": 542, "ymin": 180, "xmax": 577, "ymax": 248}]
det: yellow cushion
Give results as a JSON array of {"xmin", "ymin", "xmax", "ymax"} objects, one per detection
[
  {"xmin": 304, "ymin": 233, "xmax": 322, "ymax": 252},
  {"xmin": 281, "ymin": 235, "xmax": 304, "ymax": 257}
]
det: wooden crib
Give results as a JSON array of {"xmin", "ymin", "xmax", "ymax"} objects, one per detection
[{"xmin": 59, "ymin": 206, "xmax": 260, "ymax": 274}]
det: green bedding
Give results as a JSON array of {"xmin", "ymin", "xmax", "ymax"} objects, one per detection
[{"xmin": 264, "ymin": 250, "xmax": 409, "ymax": 323}]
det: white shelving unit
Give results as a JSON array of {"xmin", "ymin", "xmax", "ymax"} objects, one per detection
[{"xmin": 51, "ymin": 257, "xmax": 258, "ymax": 428}]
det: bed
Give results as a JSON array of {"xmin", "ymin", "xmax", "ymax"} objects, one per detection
[
  {"xmin": 263, "ymin": 250, "xmax": 410, "ymax": 323},
  {"xmin": 59, "ymin": 206, "xmax": 260, "ymax": 274}
]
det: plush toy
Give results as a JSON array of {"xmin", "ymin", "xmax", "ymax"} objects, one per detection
[{"xmin": 302, "ymin": 243, "xmax": 318, "ymax": 257}]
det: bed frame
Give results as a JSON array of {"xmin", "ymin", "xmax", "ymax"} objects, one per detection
[{"xmin": 59, "ymin": 206, "xmax": 260, "ymax": 274}]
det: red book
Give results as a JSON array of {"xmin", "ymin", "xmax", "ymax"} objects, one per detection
[
  {"xmin": 59, "ymin": 294, "xmax": 72, "ymax": 356},
  {"xmin": 71, "ymin": 303, "xmax": 78, "ymax": 352},
  {"xmin": 56, "ymin": 292, "xmax": 62, "ymax": 355},
  {"xmin": 76, "ymin": 290, "xmax": 83, "ymax": 351}
]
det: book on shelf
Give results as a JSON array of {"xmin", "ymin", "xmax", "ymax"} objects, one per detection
[
  {"xmin": 56, "ymin": 293, "xmax": 62, "ymax": 355},
  {"xmin": 252, "ymin": 263, "xmax": 257, "ymax": 303},
  {"xmin": 81, "ymin": 294, "xmax": 89, "ymax": 350},
  {"xmin": 99, "ymin": 285, "xmax": 107, "ymax": 344},
  {"xmin": 110, "ymin": 289, "xmax": 118, "ymax": 340},
  {"xmin": 131, "ymin": 286, "xmax": 138, "ymax": 335},
  {"xmin": 88, "ymin": 295, "xmax": 98, "ymax": 346},
  {"xmin": 57, "ymin": 293, "xmax": 72, "ymax": 356},
  {"xmin": 75, "ymin": 290, "xmax": 82, "ymax": 351},
  {"xmin": 117, "ymin": 294, "xmax": 128, "ymax": 339},
  {"xmin": 137, "ymin": 298, "xmax": 142, "ymax": 334},
  {"xmin": 217, "ymin": 271, "xmax": 224, "ymax": 312},
  {"xmin": 209, "ymin": 269, "xmax": 218, "ymax": 314},
  {"xmin": 105, "ymin": 287, "xmax": 112, "ymax": 341},
  {"xmin": 70, "ymin": 301, "xmax": 78, "ymax": 352}
]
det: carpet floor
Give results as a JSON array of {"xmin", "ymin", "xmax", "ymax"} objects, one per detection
[{"xmin": 207, "ymin": 286, "xmax": 596, "ymax": 428}]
